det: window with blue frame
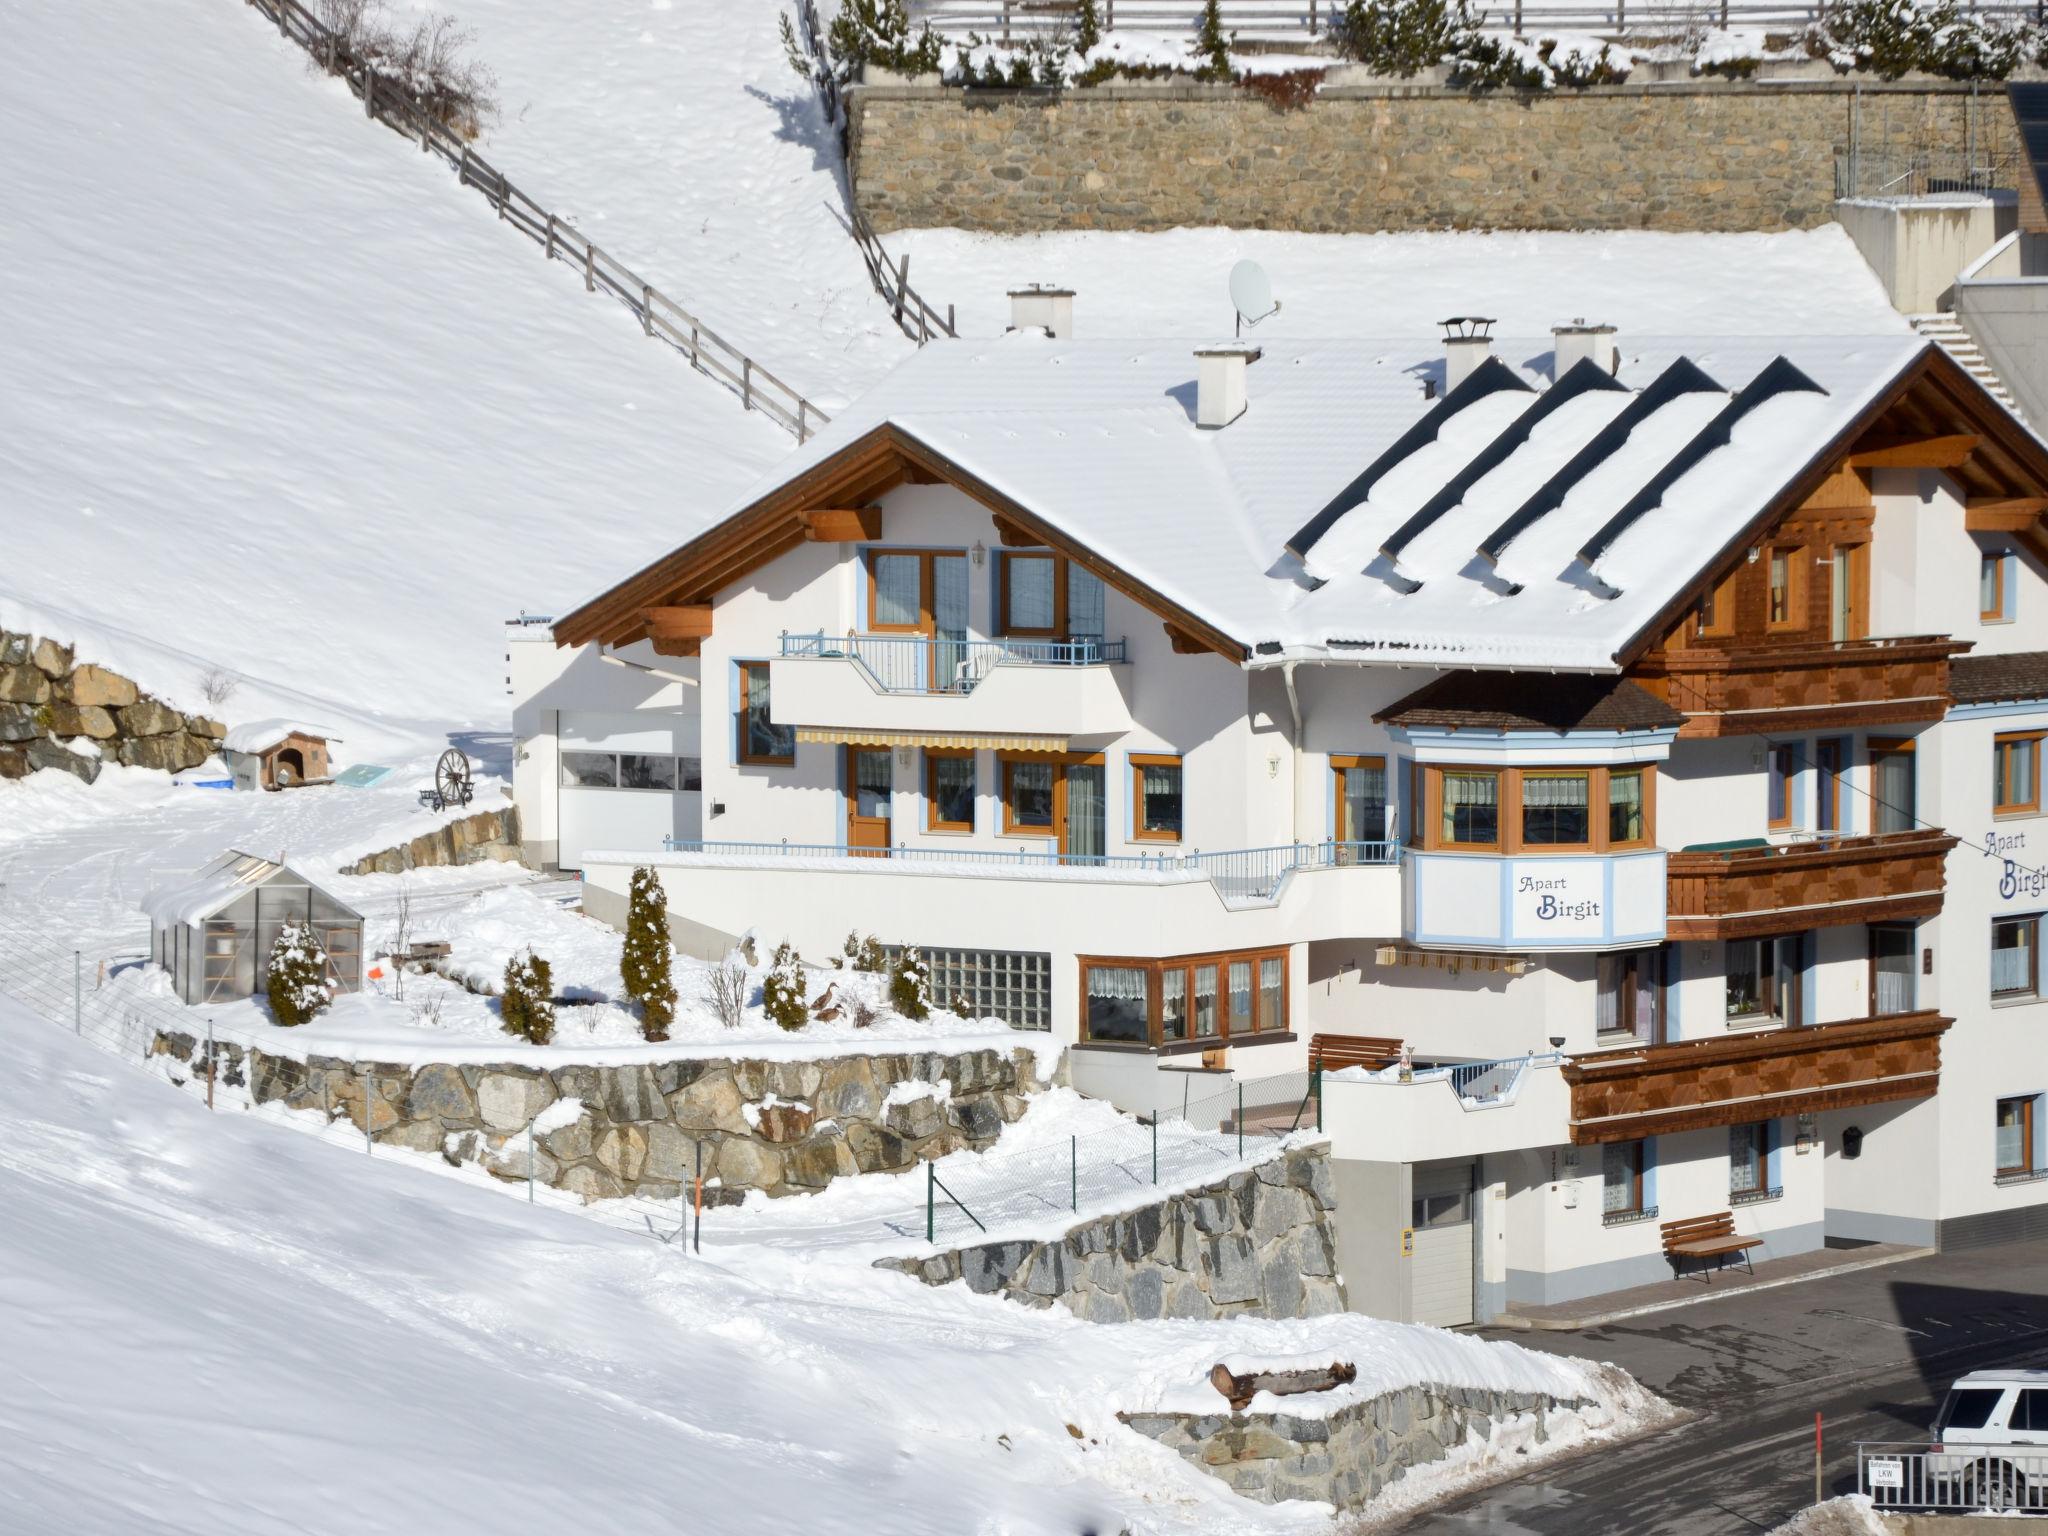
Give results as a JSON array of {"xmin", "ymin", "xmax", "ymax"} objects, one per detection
[
  {"xmin": 1730, "ymin": 1121, "xmax": 1774, "ymax": 1201},
  {"xmin": 736, "ymin": 662, "xmax": 794, "ymax": 766},
  {"xmin": 1602, "ymin": 1138, "xmax": 1645, "ymax": 1217}
]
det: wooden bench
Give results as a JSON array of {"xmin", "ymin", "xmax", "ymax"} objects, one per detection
[
  {"xmin": 1660, "ymin": 1212, "xmax": 1764, "ymax": 1281},
  {"xmin": 1308, "ymin": 1033, "xmax": 1405, "ymax": 1075}
]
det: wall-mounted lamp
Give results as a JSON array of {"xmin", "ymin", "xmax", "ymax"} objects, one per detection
[
  {"xmin": 1266, "ymin": 752, "xmax": 1281, "ymax": 779},
  {"xmin": 971, "ymin": 540, "xmax": 987, "ymax": 568},
  {"xmin": 1747, "ymin": 546, "xmax": 1761, "ymax": 564}
]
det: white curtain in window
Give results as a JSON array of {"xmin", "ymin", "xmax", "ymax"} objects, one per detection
[
  {"xmin": 1067, "ymin": 567, "xmax": 1105, "ymax": 638},
  {"xmin": 1609, "ymin": 770, "xmax": 1644, "ymax": 838},
  {"xmin": 1633, "ymin": 960, "xmax": 1656, "ymax": 1042},
  {"xmin": 1087, "ymin": 966, "xmax": 1149, "ymax": 1002},
  {"xmin": 1874, "ymin": 750, "xmax": 1914, "ymax": 834},
  {"xmin": 1161, "ymin": 967, "xmax": 1187, "ymax": 1040},
  {"xmin": 1259, "ymin": 957, "xmax": 1283, "ymax": 1031},
  {"xmin": 1595, "ymin": 956, "xmax": 1621, "ymax": 1033},
  {"xmin": 1522, "ymin": 775, "xmax": 1587, "ymax": 809},
  {"xmin": 1997, "ymin": 1101, "xmax": 2027, "ymax": 1171},
  {"xmin": 1994, "ymin": 923, "xmax": 2035, "ymax": 995},
  {"xmin": 1601, "ymin": 1142, "xmax": 1636, "ymax": 1214},
  {"xmin": 1066, "ymin": 765, "xmax": 1104, "ymax": 859},
  {"xmin": 873, "ymin": 555, "xmax": 920, "ymax": 628},
  {"xmin": 1007, "ymin": 557, "xmax": 1055, "ymax": 629},
  {"xmin": 1874, "ymin": 934, "xmax": 1913, "ymax": 1015},
  {"xmin": 1343, "ymin": 765, "xmax": 1387, "ymax": 842},
  {"xmin": 1729, "ymin": 1123, "xmax": 1762, "ymax": 1193},
  {"xmin": 1229, "ymin": 960, "xmax": 1252, "ymax": 1024}
]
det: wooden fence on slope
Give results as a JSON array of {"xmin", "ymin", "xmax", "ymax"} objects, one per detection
[{"xmin": 240, "ymin": 0, "xmax": 829, "ymax": 442}]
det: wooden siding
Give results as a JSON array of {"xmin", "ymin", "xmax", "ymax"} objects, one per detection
[
  {"xmin": 1665, "ymin": 828, "xmax": 1958, "ymax": 940},
  {"xmin": 1638, "ymin": 636, "xmax": 1965, "ymax": 738},
  {"xmin": 1564, "ymin": 1010, "xmax": 1951, "ymax": 1144}
]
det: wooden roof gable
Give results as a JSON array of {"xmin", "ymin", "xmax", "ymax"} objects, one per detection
[
  {"xmin": 551, "ymin": 423, "xmax": 1248, "ymax": 660},
  {"xmin": 1617, "ymin": 343, "xmax": 2048, "ymax": 666}
]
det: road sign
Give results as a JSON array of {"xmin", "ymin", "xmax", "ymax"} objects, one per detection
[{"xmin": 1867, "ymin": 1458, "xmax": 1905, "ymax": 1490}]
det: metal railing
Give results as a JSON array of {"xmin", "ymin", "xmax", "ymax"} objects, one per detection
[
  {"xmin": 239, "ymin": 0, "xmax": 829, "ymax": 442},
  {"xmin": 658, "ymin": 835, "xmax": 1400, "ymax": 905},
  {"xmin": 780, "ymin": 630, "xmax": 1128, "ymax": 693},
  {"xmin": 1860, "ymin": 1441, "xmax": 2048, "ymax": 1512}
]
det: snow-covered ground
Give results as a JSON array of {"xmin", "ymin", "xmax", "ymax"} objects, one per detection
[{"xmin": 0, "ymin": 989, "xmax": 1668, "ymax": 1535}]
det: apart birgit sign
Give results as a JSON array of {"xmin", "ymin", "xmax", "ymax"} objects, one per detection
[
  {"xmin": 1511, "ymin": 861, "xmax": 1605, "ymax": 940},
  {"xmin": 1991, "ymin": 828, "xmax": 2048, "ymax": 901}
]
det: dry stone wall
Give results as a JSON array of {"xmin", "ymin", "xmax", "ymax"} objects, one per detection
[
  {"xmin": 877, "ymin": 1145, "xmax": 1344, "ymax": 1321},
  {"xmin": 849, "ymin": 80, "xmax": 2020, "ymax": 234},
  {"xmin": 1119, "ymin": 1380, "xmax": 1589, "ymax": 1511},
  {"xmin": 0, "ymin": 628, "xmax": 223, "ymax": 782},
  {"xmin": 342, "ymin": 807, "xmax": 522, "ymax": 875},
  {"xmin": 149, "ymin": 1030, "xmax": 1045, "ymax": 1202}
]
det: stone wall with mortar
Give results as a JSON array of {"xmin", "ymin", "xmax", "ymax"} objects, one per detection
[
  {"xmin": 149, "ymin": 1030, "xmax": 1047, "ymax": 1202},
  {"xmin": 849, "ymin": 81, "xmax": 2021, "ymax": 234},
  {"xmin": 0, "ymin": 628, "xmax": 224, "ymax": 781},
  {"xmin": 1119, "ymin": 1380, "xmax": 1589, "ymax": 1511},
  {"xmin": 342, "ymin": 807, "xmax": 523, "ymax": 875},
  {"xmin": 876, "ymin": 1144, "xmax": 1344, "ymax": 1321}
]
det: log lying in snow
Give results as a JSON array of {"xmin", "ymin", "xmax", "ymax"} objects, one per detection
[{"xmin": 1209, "ymin": 1360, "xmax": 1357, "ymax": 1412}]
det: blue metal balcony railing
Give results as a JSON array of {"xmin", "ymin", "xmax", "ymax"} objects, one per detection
[
  {"xmin": 779, "ymin": 630, "xmax": 1128, "ymax": 695},
  {"xmin": 657, "ymin": 836, "xmax": 1399, "ymax": 907}
]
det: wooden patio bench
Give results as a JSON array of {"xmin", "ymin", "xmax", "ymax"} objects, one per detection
[
  {"xmin": 1661, "ymin": 1212, "xmax": 1763, "ymax": 1281},
  {"xmin": 1308, "ymin": 1033, "xmax": 1405, "ymax": 1075}
]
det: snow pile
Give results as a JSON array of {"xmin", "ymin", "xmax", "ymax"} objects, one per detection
[{"xmin": 1766, "ymin": 1495, "xmax": 1890, "ymax": 1536}]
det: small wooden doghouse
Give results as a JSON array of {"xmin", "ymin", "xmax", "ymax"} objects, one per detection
[
  {"xmin": 221, "ymin": 719, "xmax": 335, "ymax": 791},
  {"xmin": 142, "ymin": 850, "xmax": 363, "ymax": 1006}
]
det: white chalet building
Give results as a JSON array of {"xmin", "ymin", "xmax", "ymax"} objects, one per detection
[{"xmin": 512, "ymin": 297, "xmax": 2048, "ymax": 1325}]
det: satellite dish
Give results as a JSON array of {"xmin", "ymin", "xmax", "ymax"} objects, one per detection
[{"xmin": 1229, "ymin": 259, "xmax": 1280, "ymax": 337}]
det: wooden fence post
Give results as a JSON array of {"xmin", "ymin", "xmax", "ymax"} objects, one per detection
[
  {"xmin": 743, "ymin": 357, "xmax": 754, "ymax": 411},
  {"xmin": 545, "ymin": 212, "xmax": 556, "ymax": 261},
  {"xmin": 641, "ymin": 284, "xmax": 654, "ymax": 336},
  {"xmin": 363, "ymin": 65, "xmax": 374, "ymax": 119}
]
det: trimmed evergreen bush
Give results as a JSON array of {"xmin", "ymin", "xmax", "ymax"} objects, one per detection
[
  {"xmin": 1189, "ymin": 0, "xmax": 1234, "ymax": 81},
  {"xmin": 840, "ymin": 931, "xmax": 887, "ymax": 973},
  {"xmin": 762, "ymin": 941, "xmax": 811, "ymax": 1032},
  {"xmin": 1331, "ymin": 0, "xmax": 1480, "ymax": 77},
  {"xmin": 890, "ymin": 945, "xmax": 933, "ymax": 1021},
  {"xmin": 621, "ymin": 865, "xmax": 678, "ymax": 1042},
  {"xmin": 265, "ymin": 922, "xmax": 332, "ymax": 1028},
  {"xmin": 501, "ymin": 947, "xmax": 555, "ymax": 1045}
]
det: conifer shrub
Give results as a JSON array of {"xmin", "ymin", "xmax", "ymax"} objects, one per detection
[
  {"xmin": 501, "ymin": 948, "xmax": 556, "ymax": 1045},
  {"xmin": 762, "ymin": 941, "xmax": 811, "ymax": 1032},
  {"xmin": 1189, "ymin": 0, "xmax": 1235, "ymax": 81},
  {"xmin": 890, "ymin": 945, "xmax": 933, "ymax": 1021},
  {"xmin": 1331, "ymin": 0, "xmax": 1480, "ymax": 76},
  {"xmin": 839, "ymin": 931, "xmax": 888, "ymax": 973},
  {"xmin": 265, "ymin": 922, "xmax": 332, "ymax": 1028},
  {"xmin": 620, "ymin": 865, "xmax": 678, "ymax": 1042}
]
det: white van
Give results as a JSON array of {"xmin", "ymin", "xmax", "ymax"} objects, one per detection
[{"xmin": 1929, "ymin": 1370, "xmax": 2048, "ymax": 1509}]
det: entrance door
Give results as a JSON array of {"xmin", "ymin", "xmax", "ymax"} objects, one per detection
[
  {"xmin": 1410, "ymin": 1161, "xmax": 1477, "ymax": 1328},
  {"xmin": 847, "ymin": 747, "xmax": 893, "ymax": 855}
]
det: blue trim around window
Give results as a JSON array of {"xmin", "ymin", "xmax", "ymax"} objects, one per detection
[{"xmin": 1642, "ymin": 1136, "xmax": 1659, "ymax": 1211}]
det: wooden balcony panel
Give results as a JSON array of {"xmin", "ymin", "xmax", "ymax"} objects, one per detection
[
  {"xmin": 1564, "ymin": 1010, "xmax": 1951, "ymax": 1144},
  {"xmin": 1664, "ymin": 829, "xmax": 1957, "ymax": 941},
  {"xmin": 1651, "ymin": 637, "xmax": 1967, "ymax": 738}
]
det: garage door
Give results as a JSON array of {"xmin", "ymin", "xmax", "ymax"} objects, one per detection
[
  {"xmin": 557, "ymin": 712, "xmax": 700, "ymax": 871},
  {"xmin": 1410, "ymin": 1161, "xmax": 1476, "ymax": 1328}
]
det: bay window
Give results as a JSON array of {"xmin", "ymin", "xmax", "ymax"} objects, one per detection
[
  {"xmin": 1409, "ymin": 763, "xmax": 1656, "ymax": 853},
  {"xmin": 1079, "ymin": 947, "xmax": 1288, "ymax": 1047},
  {"xmin": 1608, "ymin": 767, "xmax": 1646, "ymax": 846},
  {"xmin": 1993, "ymin": 915, "xmax": 2040, "ymax": 1001},
  {"xmin": 1440, "ymin": 769, "xmax": 1501, "ymax": 849},
  {"xmin": 1521, "ymin": 771, "xmax": 1591, "ymax": 847}
]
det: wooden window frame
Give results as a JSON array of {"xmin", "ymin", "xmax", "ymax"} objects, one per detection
[
  {"xmin": 1993, "ymin": 914, "xmax": 2041, "ymax": 1002},
  {"xmin": 1766, "ymin": 743, "xmax": 1797, "ymax": 831},
  {"xmin": 1130, "ymin": 753, "xmax": 1184, "ymax": 844},
  {"xmin": 924, "ymin": 749, "xmax": 976, "ymax": 833},
  {"xmin": 998, "ymin": 551, "xmax": 1062, "ymax": 638},
  {"xmin": 1332, "ymin": 754, "xmax": 1390, "ymax": 846},
  {"xmin": 1766, "ymin": 544, "xmax": 1807, "ymax": 632},
  {"xmin": 1868, "ymin": 922, "xmax": 1916, "ymax": 1016},
  {"xmin": 1596, "ymin": 947, "xmax": 1664, "ymax": 1044},
  {"xmin": 1695, "ymin": 569, "xmax": 1738, "ymax": 639},
  {"xmin": 999, "ymin": 751, "xmax": 1106, "ymax": 849},
  {"xmin": 1077, "ymin": 945, "xmax": 1290, "ymax": 1048},
  {"xmin": 736, "ymin": 662, "xmax": 794, "ymax": 767},
  {"xmin": 1728, "ymin": 1122, "xmax": 1769, "ymax": 1199},
  {"xmin": 1830, "ymin": 542, "xmax": 1870, "ymax": 643},
  {"xmin": 1409, "ymin": 763, "xmax": 1657, "ymax": 854},
  {"xmin": 1726, "ymin": 934, "xmax": 1801, "ymax": 1027},
  {"xmin": 1996, "ymin": 731, "xmax": 2044, "ymax": 816},
  {"xmin": 1603, "ymin": 1138, "xmax": 1645, "ymax": 1217},
  {"xmin": 1983, "ymin": 551, "xmax": 2011, "ymax": 624},
  {"xmin": 1997, "ymin": 1094, "xmax": 2037, "ymax": 1178},
  {"xmin": 1869, "ymin": 737, "xmax": 1917, "ymax": 835},
  {"xmin": 1815, "ymin": 736, "xmax": 1849, "ymax": 835}
]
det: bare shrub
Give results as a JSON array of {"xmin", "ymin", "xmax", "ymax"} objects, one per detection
[
  {"xmin": 705, "ymin": 954, "xmax": 749, "ymax": 1030},
  {"xmin": 197, "ymin": 667, "xmax": 239, "ymax": 714},
  {"xmin": 313, "ymin": 0, "xmax": 498, "ymax": 139}
]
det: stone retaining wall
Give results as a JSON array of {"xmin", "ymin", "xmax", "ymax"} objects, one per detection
[
  {"xmin": 0, "ymin": 628, "xmax": 224, "ymax": 781},
  {"xmin": 848, "ymin": 80, "xmax": 2019, "ymax": 234},
  {"xmin": 342, "ymin": 807, "xmax": 522, "ymax": 875},
  {"xmin": 149, "ymin": 1031, "xmax": 1046, "ymax": 1202},
  {"xmin": 877, "ymin": 1145, "xmax": 1344, "ymax": 1321},
  {"xmin": 1119, "ymin": 1380, "xmax": 1589, "ymax": 1511}
]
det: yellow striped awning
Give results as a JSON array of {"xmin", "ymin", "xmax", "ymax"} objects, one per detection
[{"xmin": 794, "ymin": 726, "xmax": 1070, "ymax": 752}]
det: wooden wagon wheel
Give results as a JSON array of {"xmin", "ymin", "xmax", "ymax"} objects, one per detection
[{"xmin": 433, "ymin": 748, "xmax": 472, "ymax": 811}]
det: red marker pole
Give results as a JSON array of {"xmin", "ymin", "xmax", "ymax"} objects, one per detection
[{"xmin": 1815, "ymin": 1412, "xmax": 1824, "ymax": 1507}]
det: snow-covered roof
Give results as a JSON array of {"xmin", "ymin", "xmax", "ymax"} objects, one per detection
[
  {"xmin": 221, "ymin": 718, "xmax": 335, "ymax": 755},
  {"xmin": 139, "ymin": 849, "xmax": 358, "ymax": 927},
  {"xmin": 691, "ymin": 330, "xmax": 1960, "ymax": 672}
]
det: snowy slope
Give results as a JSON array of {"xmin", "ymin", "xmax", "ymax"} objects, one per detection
[
  {"xmin": 0, "ymin": 0, "xmax": 790, "ymax": 736},
  {"xmin": 444, "ymin": 0, "xmax": 916, "ymax": 410},
  {"xmin": 0, "ymin": 991, "xmax": 1661, "ymax": 1535}
]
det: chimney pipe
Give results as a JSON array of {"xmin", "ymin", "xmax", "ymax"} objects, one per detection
[
  {"xmin": 1552, "ymin": 319, "xmax": 1618, "ymax": 378},
  {"xmin": 1440, "ymin": 315, "xmax": 1496, "ymax": 394},
  {"xmin": 1007, "ymin": 284, "xmax": 1075, "ymax": 338},
  {"xmin": 1193, "ymin": 344, "xmax": 1260, "ymax": 430}
]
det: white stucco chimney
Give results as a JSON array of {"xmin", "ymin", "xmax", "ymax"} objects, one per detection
[
  {"xmin": 1440, "ymin": 315, "xmax": 1496, "ymax": 393},
  {"xmin": 1553, "ymin": 320, "xmax": 1619, "ymax": 377},
  {"xmin": 1194, "ymin": 344, "xmax": 1260, "ymax": 430},
  {"xmin": 1007, "ymin": 284, "xmax": 1075, "ymax": 338}
]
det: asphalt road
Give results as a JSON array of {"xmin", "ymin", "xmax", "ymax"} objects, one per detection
[{"xmin": 1401, "ymin": 1240, "xmax": 2048, "ymax": 1534}]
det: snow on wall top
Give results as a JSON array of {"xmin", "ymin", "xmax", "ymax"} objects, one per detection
[
  {"xmin": 693, "ymin": 330, "xmax": 1935, "ymax": 672},
  {"xmin": 221, "ymin": 719, "xmax": 337, "ymax": 755}
]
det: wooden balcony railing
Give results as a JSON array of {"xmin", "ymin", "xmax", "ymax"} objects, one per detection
[
  {"xmin": 1665, "ymin": 828, "xmax": 1957, "ymax": 940},
  {"xmin": 1563, "ymin": 1009, "xmax": 1952, "ymax": 1144},
  {"xmin": 1643, "ymin": 636, "xmax": 1967, "ymax": 738}
]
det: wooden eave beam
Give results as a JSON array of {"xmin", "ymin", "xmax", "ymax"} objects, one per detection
[
  {"xmin": 643, "ymin": 604, "xmax": 713, "ymax": 640},
  {"xmin": 1965, "ymin": 497, "xmax": 2048, "ymax": 531},
  {"xmin": 994, "ymin": 516, "xmax": 1042, "ymax": 548},
  {"xmin": 799, "ymin": 506, "xmax": 883, "ymax": 542},
  {"xmin": 1846, "ymin": 433, "xmax": 1981, "ymax": 470},
  {"xmin": 649, "ymin": 635, "xmax": 702, "ymax": 658}
]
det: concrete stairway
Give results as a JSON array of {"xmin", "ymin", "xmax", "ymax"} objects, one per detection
[{"xmin": 1911, "ymin": 312, "xmax": 2025, "ymax": 419}]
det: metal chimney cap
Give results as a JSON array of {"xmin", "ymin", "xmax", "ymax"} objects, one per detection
[{"xmin": 1439, "ymin": 316, "xmax": 1497, "ymax": 340}]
